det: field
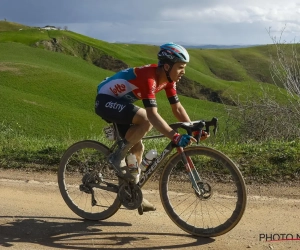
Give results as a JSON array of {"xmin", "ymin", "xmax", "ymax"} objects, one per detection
[{"xmin": 0, "ymin": 21, "xmax": 299, "ymax": 183}]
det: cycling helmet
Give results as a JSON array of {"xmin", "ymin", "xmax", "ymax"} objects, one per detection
[
  {"xmin": 158, "ymin": 42, "xmax": 190, "ymax": 65},
  {"xmin": 157, "ymin": 42, "xmax": 189, "ymax": 82}
]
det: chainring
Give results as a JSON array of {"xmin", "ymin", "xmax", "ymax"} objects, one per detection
[{"xmin": 118, "ymin": 182, "xmax": 143, "ymax": 210}]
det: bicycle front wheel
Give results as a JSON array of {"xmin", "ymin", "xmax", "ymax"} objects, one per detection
[
  {"xmin": 58, "ymin": 140, "xmax": 121, "ymax": 220},
  {"xmin": 160, "ymin": 146, "xmax": 247, "ymax": 237}
]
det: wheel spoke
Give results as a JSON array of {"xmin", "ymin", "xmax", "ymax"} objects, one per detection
[
  {"xmin": 58, "ymin": 140, "xmax": 121, "ymax": 220},
  {"xmin": 160, "ymin": 146, "xmax": 247, "ymax": 237}
]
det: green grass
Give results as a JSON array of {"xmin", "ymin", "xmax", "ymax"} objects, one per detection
[
  {"xmin": 218, "ymin": 140, "xmax": 300, "ymax": 183},
  {"xmin": 0, "ymin": 29, "xmax": 51, "ymax": 45},
  {"xmin": 64, "ymin": 31, "xmax": 159, "ymax": 66},
  {"xmin": 0, "ymin": 21, "xmax": 299, "ymax": 183},
  {"xmin": 0, "ymin": 21, "xmax": 30, "ymax": 31},
  {"xmin": 0, "ymin": 41, "xmax": 225, "ymax": 139},
  {"xmin": 0, "ymin": 21, "xmax": 290, "ymax": 103},
  {"xmin": 0, "ymin": 43, "xmax": 112, "ymax": 139},
  {"xmin": 1, "ymin": 121, "xmax": 299, "ymax": 184}
]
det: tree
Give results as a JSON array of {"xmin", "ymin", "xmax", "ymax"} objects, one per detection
[
  {"xmin": 269, "ymin": 27, "xmax": 300, "ymax": 103},
  {"xmin": 223, "ymin": 27, "xmax": 300, "ymax": 142}
]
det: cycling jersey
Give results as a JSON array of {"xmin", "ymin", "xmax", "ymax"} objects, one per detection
[{"xmin": 96, "ymin": 64, "xmax": 179, "ymax": 107}]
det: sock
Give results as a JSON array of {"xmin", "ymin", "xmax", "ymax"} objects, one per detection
[{"xmin": 110, "ymin": 139, "xmax": 134, "ymax": 168}]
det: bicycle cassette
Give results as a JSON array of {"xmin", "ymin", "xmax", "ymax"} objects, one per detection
[{"xmin": 118, "ymin": 183, "xmax": 143, "ymax": 210}]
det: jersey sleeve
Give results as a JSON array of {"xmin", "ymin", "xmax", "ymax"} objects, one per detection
[
  {"xmin": 135, "ymin": 69, "xmax": 158, "ymax": 107},
  {"xmin": 165, "ymin": 82, "xmax": 180, "ymax": 104},
  {"xmin": 141, "ymin": 78, "xmax": 158, "ymax": 107}
]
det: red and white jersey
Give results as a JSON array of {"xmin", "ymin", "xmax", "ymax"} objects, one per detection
[{"xmin": 97, "ymin": 64, "xmax": 179, "ymax": 107}]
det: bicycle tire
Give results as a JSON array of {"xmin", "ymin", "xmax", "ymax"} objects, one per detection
[
  {"xmin": 58, "ymin": 140, "xmax": 121, "ymax": 220},
  {"xmin": 160, "ymin": 146, "xmax": 247, "ymax": 237}
]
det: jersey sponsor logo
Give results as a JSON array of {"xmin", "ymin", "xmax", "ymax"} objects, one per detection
[
  {"xmin": 151, "ymin": 81, "xmax": 157, "ymax": 94},
  {"xmin": 173, "ymin": 83, "xmax": 177, "ymax": 90},
  {"xmin": 110, "ymin": 84, "xmax": 126, "ymax": 96},
  {"xmin": 105, "ymin": 101, "xmax": 126, "ymax": 112},
  {"xmin": 143, "ymin": 98, "xmax": 157, "ymax": 108},
  {"xmin": 149, "ymin": 99, "xmax": 157, "ymax": 105},
  {"xmin": 156, "ymin": 83, "xmax": 167, "ymax": 91}
]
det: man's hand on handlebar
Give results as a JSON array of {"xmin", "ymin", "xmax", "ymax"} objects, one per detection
[
  {"xmin": 172, "ymin": 133, "xmax": 197, "ymax": 147},
  {"xmin": 193, "ymin": 130, "xmax": 210, "ymax": 141}
]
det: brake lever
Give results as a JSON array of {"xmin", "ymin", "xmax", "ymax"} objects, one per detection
[
  {"xmin": 205, "ymin": 117, "xmax": 218, "ymax": 136},
  {"xmin": 192, "ymin": 118, "xmax": 218, "ymax": 144},
  {"xmin": 195, "ymin": 121, "xmax": 205, "ymax": 144},
  {"xmin": 212, "ymin": 117, "xmax": 218, "ymax": 135},
  {"xmin": 195, "ymin": 131, "xmax": 201, "ymax": 144}
]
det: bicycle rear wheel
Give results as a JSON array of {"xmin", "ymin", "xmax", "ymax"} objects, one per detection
[
  {"xmin": 160, "ymin": 146, "xmax": 247, "ymax": 237},
  {"xmin": 58, "ymin": 140, "xmax": 121, "ymax": 220}
]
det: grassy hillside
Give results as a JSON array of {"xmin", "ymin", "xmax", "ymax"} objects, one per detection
[
  {"xmin": 0, "ymin": 21, "xmax": 233, "ymax": 140},
  {"xmin": 0, "ymin": 21, "xmax": 283, "ymax": 99},
  {"xmin": 0, "ymin": 42, "xmax": 225, "ymax": 140},
  {"xmin": 0, "ymin": 42, "xmax": 103, "ymax": 138},
  {"xmin": 1, "ymin": 21, "xmax": 299, "ymax": 183},
  {"xmin": 0, "ymin": 21, "xmax": 292, "ymax": 139},
  {"xmin": 0, "ymin": 21, "xmax": 30, "ymax": 31}
]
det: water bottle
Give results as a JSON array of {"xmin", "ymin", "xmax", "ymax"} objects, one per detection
[
  {"xmin": 126, "ymin": 153, "xmax": 139, "ymax": 183},
  {"xmin": 140, "ymin": 149, "xmax": 157, "ymax": 172}
]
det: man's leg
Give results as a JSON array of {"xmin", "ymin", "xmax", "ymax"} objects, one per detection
[
  {"xmin": 126, "ymin": 108, "xmax": 152, "ymax": 164},
  {"xmin": 95, "ymin": 94, "xmax": 149, "ymax": 171},
  {"xmin": 95, "ymin": 94, "xmax": 156, "ymax": 212},
  {"xmin": 109, "ymin": 108, "xmax": 152, "ymax": 174},
  {"xmin": 126, "ymin": 109, "xmax": 156, "ymax": 213},
  {"xmin": 129, "ymin": 141, "xmax": 144, "ymax": 165}
]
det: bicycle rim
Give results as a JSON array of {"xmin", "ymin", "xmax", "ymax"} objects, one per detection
[
  {"xmin": 160, "ymin": 146, "xmax": 247, "ymax": 237},
  {"xmin": 58, "ymin": 140, "xmax": 121, "ymax": 220}
]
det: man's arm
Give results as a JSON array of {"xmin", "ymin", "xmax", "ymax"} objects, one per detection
[
  {"xmin": 171, "ymin": 102, "xmax": 210, "ymax": 141},
  {"xmin": 145, "ymin": 106, "xmax": 177, "ymax": 140},
  {"xmin": 146, "ymin": 103, "xmax": 197, "ymax": 146},
  {"xmin": 170, "ymin": 102, "xmax": 191, "ymax": 122}
]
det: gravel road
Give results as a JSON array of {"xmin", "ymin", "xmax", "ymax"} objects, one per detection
[{"xmin": 0, "ymin": 169, "xmax": 299, "ymax": 250}]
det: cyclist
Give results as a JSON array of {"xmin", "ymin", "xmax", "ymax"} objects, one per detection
[{"xmin": 95, "ymin": 42, "xmax": 208, "ymax": 212}]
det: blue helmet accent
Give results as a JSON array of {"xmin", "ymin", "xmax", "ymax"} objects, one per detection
[{"xmin": 158, "ymin": 42, "xmax": 190, "ymax": 64}]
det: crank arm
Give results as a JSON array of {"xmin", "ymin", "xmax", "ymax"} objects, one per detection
[
  {"xmin": 89, "ymin": 183, "xmax": 119, "ymax": 193},
  {"xmin": 87, "ymin": 185, "xmax": 97, "ymax": 206}
]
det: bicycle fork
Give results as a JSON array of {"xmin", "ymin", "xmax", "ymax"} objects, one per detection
[{"xmin": 177, "ymin": 147, "xmax": 208, "ymax": 198}]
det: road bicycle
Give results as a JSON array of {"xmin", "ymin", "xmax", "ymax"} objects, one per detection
[{"xmin": 58, "ymin": 117, "xmax": 247, "ymax": 237}]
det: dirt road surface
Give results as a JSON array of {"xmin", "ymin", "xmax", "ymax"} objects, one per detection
[{"xmin": 0, "ymin": 169, "xmax": 299, "ymax": 250}]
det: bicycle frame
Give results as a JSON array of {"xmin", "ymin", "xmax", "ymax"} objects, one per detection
[
  {"xmin": 106, "ymin": 122, "xmax": 207, "ymax": 195},
  {"xmin": 138, "ymin": 140, "xmax": 203, "ymax": 195},
  {"xmin": 58, "ymin": 116, "xmax": 247, "ymax": 236}
]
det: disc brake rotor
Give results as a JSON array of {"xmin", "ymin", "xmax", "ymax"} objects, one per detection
[{"xmin": 196, "ymin": 181, "xmax": 213, "ymax": 200}]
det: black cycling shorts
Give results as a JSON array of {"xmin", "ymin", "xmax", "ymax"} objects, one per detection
[{"xmin": 95, "ymin": 94, "xmax": 140, "ymax": 137}]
